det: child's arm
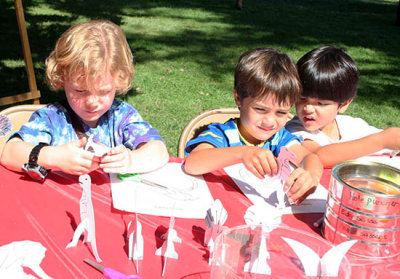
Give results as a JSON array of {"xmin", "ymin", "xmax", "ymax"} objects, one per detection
[
  {"xmin": 300, "ymin": 139, "xmax": 321, "ymax": 153},
  {"xmin": 284, "ymin": 143, "xmax": 323, "ymax": 204},
  {"xmin": 184, "ymin": 142, "xmax": 278, "ymax": 179},
  {"xmin": 316, "ymin": 127, "xmax": 400, "ymax": 168},
  {"xmin": 99, "ymin": 139, "xmax": 169, "ymax": 174},
  {"xmin": 0, "ymin": 137, "xmax": 100, "ymax": 175}
]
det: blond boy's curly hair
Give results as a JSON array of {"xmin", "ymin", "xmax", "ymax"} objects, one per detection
[{"xmin": 45, "ymin": 19, "xmax": 134, "ymax": 95}]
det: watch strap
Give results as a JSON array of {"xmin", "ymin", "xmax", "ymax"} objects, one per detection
[{"xmin": 28, "ymin": 142, "xmax": 49, "ymax": 167}]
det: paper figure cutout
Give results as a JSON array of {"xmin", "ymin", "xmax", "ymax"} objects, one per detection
[
  {"xmin": 243, "ymin": 205, "xmax": 282, "ymax": 275},
  {"xmin": 127, "ymin": 213, "xmax": 144, "ymax": 272},
  {"xmin": 276, "ymin": 147, "xmax": 296, "ymax": 208},
  {"xmin": 0, "ymin": 114, "xmax": 12, "ymax": 137},
  {"xmin": 244, "ymin": 204, "xmax": 282, "ymax": 229},
  {"xmin": 66, "ymin": 174, "xmax": 102, "ymax": 262},
  {"xmin": 277, "ymin": 146, "xmax": 296, "ymax": 182},
  {"xmin": 155, "ymin": 215, "xmax": 181, "ymax": 276},
  {"xmin": 204, "ymin": 199, "xmax": 228, "ymax": 264},
  {"xmin": 224, "ymin": 163, "xmax": 328, "ymax": 214},
  {"xmin": 85, "ymin": 134, "xmax": 110, "ymax": 157},
  {"xmin": 0, "ymin": 240, "xmax": 51, "ymax": 279},
  {"xmin": 244, "ymin": 226, "xmax": 271, "ymax": 275},
  {"xmin": 282, "ymin": 237, "xmax": 357, "ymax": 277}
]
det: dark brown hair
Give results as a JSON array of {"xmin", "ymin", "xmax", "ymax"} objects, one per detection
[
  {"xmin": 234, "ymin": 48, "xmax": 301, "ymax": 106},
  {"xmin": 297, "ymin": 46, "xmax": 359, "ymax": 103}
]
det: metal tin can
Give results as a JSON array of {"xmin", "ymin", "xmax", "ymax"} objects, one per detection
[{"xmin": 322, "ymin": 160, "xmax": 400, "ymax": 258}]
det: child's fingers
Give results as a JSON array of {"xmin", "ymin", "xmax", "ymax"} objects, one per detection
[
  {"xmin": 248, "ymin": 163, "xmax": 265, "ymax": 179},
  {"xmin": 108, "ymin": 144, "xmax": 125, "ymax": 155},
  {"xmin": 267, "ymin": 155, "xmax": 278, "ymax": 175},
  {"xmin": 290, "ymin": 186, "xmax": 316, "ymax": 205},
  {"xmin": 285, "ymin": 168, "xmax": 315, "ymax": 203},
  {"xmin": 257, "ymin": 158, "xmax": 269, "ymax": 176},
  {"xmin": 101, "ymin": 162, "xmax": 127, "ymax": 173}
]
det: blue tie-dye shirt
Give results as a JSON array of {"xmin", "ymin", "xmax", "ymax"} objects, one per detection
[{"xmin": 11, "ymin": 99, "xmax": 163, "ymax": 150}]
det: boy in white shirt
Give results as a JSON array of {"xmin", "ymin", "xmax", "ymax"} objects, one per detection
[{"xmin": 286, "ymin": 46, "xmax": 399, "ymax": 167}]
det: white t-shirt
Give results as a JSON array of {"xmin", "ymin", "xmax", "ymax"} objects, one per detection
[{"xmin": 286, "ymin": 115, "xmax": 389, "ymax": 155}]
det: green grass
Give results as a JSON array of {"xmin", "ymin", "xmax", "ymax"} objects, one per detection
[{"xmin": 1, "ymin": 0, "xmax": 399, "ymax": 156}]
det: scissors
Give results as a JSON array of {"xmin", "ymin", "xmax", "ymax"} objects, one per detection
[
  {"xmin": 84, "ymin": 259, "xmax": 142, "ymax": 279},
  {"xmin": 117, "ymin": 173, "xmax": 197, "ymax": 201}
]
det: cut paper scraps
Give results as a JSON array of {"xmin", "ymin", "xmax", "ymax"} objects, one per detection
[
  {"xmin": 282, "ymin": 238, "xmax": 357, "ymax": 277},
  {"xmin": 66, "ymin": 174, "xmax": 102, "ymax": 262},
  {"xmin": 204, "ymin": 199, "xmax": 228, "ymax": 264},
  {"xmin": 110, "ymin": 162, "xmax": 214, "ymax": 218},
  {"xmin": 0, "ymin": 240, "xmax": 51, "ymax": 279},
  {"xmin": 224, "ymin": 162, "xmax": 328, "ymax": 214},
  {"xmin": 155, "ymin": 215, "xmax": 181, "ymax": 277}
]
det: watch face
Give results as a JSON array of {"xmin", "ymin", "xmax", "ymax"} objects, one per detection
[
  {"xmin": 29, "ymin": 170, "xmax": 45, "ymax": 181},
  {"xmin": 23, "ymin": 164, "xmax": 47, "ymax": 182}
]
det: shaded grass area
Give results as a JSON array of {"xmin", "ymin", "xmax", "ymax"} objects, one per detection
[{"xmin": 1, "ymin": 0, "xmax": 399, "ymax": 155}]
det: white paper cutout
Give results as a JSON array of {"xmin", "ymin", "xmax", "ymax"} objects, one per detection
[
  {"xmin": 204, "ymin": 199, "xmax": 228, "ymax": 264},
  {"xmin": 155, "ymin": 214, "xmax": 181, "ymax": 276},
  {"xmin": 84, "ymin": 134, "xmax": 110, "ymax": 157},
  {"xmin": 244, "ymin": 226, "xmax": 271, "ymax": 275},
  {"xmin": 244, "ymin": 204, "xmax": 282, "ymax": 229},
  {"xmin": 224, "ymin": 163, "xmax": 328, "ymax": 214},
  {"xmin": 0, "ymin": 240, "xmax": 51, "ymax": 279},
  {"xmin": 243, "ymin": 205, "xmax": 282, "ymax": 275},
  {"xmin": 282, "ymin": 237, "xmax": 357, "ymax": 277},
  {"xmin": 110, "ymin": 163, "xmax": 214, "ymax": 218},
  {"xmin": 128, "ymin": 213, "xmax": 144, "ymax": 271},
  {"xmin": 66, "ymin": 175, "xmax": 102, "ymax": 262}
]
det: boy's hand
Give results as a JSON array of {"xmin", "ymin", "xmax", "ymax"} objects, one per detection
[
  {"xmin": 284, "ymin": 167, "xmax": 318, "ymax": 204},
  {"xmin": 241, "ymin": 146, "xmax": 278, "ymax": 179},
  {"xmin": 46, "ymin": 138, "xmax": 100, "ymax": 175},
  {"xmin": 99, "ymin": 144, "xmax": 132, "ymax": 173}
]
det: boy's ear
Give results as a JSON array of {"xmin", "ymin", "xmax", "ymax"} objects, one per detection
[
  {"xmin": 234, "ymin": 89, "xmax": 242, "ymax": 108},
  {"xmin": 338, "ymin": 98, "xmax": 353, "ymax": 113}
]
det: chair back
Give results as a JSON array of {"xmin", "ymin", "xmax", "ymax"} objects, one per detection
[
  {"xmin": 177, "ymin": 107, "xmax": 294, "ymax": 158},
  {"xmin": 177, "ymin": 108, "xmax": 240, "ymax": 158},
  {"xmin": 0, "ymin": 104, "xmax": 45, "ymax": 151}
]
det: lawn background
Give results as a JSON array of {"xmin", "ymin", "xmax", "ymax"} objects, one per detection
[{"xmin": 1, "ymin": 0, "xmax": 399, "ymax": 156}]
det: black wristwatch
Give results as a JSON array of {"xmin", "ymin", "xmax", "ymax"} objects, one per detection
[{"xmin": 22, "ymin": 142, "xmax": 50, "ymax": 182}]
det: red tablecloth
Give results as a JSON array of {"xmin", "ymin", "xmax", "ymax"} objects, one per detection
[{"xmin": 0, "ymin": 157, "xmax": 399, "ymax": 279}]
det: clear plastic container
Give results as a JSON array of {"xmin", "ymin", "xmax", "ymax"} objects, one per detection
[{"xmin": 210, "ymin": 224, "xmax": 352, "ymax": 279}]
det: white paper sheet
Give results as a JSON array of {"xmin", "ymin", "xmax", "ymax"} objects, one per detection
[
  {"xmin": 110, "ymin": 163, "xmax": 214, "ymax": 219},
  {"xmin": 224, "ymin": 163, "xmax": 328, "ymax": 214}
]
